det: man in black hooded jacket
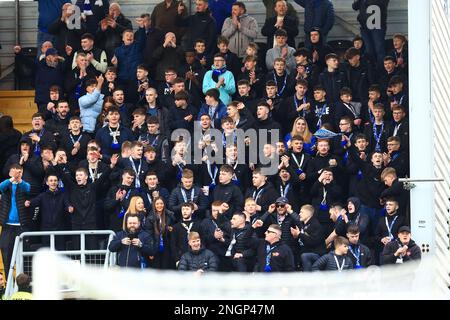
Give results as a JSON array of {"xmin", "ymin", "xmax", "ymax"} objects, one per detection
[
  {"xmin": 176, "ymin": 0, "xmax": 217, "ymax": 55},
  {"xmin": 334, "ymin": 197, "xmax": 371, "ymax": 247},
  {"xmin": 305, "ymin": 28, "xmax": 333, "ymax": 72}
]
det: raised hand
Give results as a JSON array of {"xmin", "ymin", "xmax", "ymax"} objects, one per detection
[
  {"xmin": 65, "ymin": 45, "xmax": 73, "ymax": 57},
  {"xmin": 111, "ymin": 56, "xmax": 118, "ymax": 66},
  {"xmin": 290, "ymin": 226, "xmax": 300, "ymax": 238},
  {"xmin": 110, "ymin": 154, "xmax": 119, "ymax": 167}
]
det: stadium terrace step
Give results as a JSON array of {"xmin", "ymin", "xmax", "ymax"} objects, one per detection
[{"xmin": 0, "ymin": 90, "xmax": 36, "ymax": 132}]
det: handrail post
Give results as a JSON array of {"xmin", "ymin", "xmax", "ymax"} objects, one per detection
[
  {"xmin": 15, "ymin": 0, "xmax": 20, "ymax": 45},
  {"xmin": 50, "ymin": 234, "xmax": 55, "ymax": 251},
  {"xmin": 5, "ymin": 236, "xmax": 20, "ymax": 298},
  {"xmin": 4, "ymin": 230, "xmax": 115, "ymax": 298},
  {"xmin": 80, "ymin": 232, "xmax": 86, "ymax": 266}
]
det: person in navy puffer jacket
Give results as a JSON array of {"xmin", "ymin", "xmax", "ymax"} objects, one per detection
[
  {"xmin": 112, "ymin": 18, "xmax": 146, "ymax": 86},
  {"xmin": 178, "ymin": 231, "xmax": 219, "ymax": 272}
]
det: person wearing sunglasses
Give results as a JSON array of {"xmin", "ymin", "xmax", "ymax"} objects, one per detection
[
  {"xmin": 254, "ymin": 224, "xmax": 295, "ymax": 272},
  {"xmin": 252, "ymin": 196, "xmax": 301, "ymax": 268}
]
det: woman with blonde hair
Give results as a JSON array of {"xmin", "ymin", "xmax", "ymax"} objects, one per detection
[
  {"xmin": 284, "ymin": 117, "xmax": 316, "ymax": 155},
  {"xmin": 144, "ymin": 197, "xmax": 176, "ymax": 270},
  {"xmin": 122, "ymin": 196, "xmax": 147, "ymax": 230}
]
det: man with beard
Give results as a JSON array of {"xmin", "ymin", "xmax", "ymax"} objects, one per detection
[{"xmin": 109, "ymin": 213, "xmax": 155, "ymax": 268}]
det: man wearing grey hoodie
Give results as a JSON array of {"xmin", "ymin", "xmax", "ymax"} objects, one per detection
[{"xmin": 221, "ymin": 2, "xmax": 258, "ymax": 58}]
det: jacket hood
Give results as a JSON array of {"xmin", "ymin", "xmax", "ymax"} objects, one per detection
[
  {"xmin": 347, "ymin": 197, "xmax": 361, "ymax": 214},
  {"xmin": 18, "ymin": 136, "xmax": 33, "ymax": 153}
]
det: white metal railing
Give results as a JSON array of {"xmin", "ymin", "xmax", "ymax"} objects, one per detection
[
  {"xmin": 431, "ymin": 0, "xmax": 450, "ymax": 291},
  {"xmin": 4, "ymin": 230, "xmax": 116, "ymax": 299}
]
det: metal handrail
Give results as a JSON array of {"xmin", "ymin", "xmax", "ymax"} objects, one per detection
[
  {"xmin": 398, "ymin": 178, "xmax": 445, "ymax": 182},
  {"xmin": 4, "ymin": 230, "xmax": 116, "ymax": 299},
  {"xmin": 398, "ymin": 178, "xmax": 445, "ymax": 190}
]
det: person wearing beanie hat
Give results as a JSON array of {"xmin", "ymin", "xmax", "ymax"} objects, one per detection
[{"xmin": 45, "ymin": 47, "xmax": 58, "ymax": 57}]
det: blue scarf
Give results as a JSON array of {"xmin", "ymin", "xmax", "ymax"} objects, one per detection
[{"xmin": 212, "ymin": 66, "xmax": 227, "ymax": 83}]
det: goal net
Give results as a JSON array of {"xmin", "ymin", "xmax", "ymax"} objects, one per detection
[{"xmin": 32, "ymin": 250, "xmax": 450, "ymax": 300}]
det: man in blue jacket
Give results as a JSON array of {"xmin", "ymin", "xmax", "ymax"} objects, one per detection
[
  {"xmin": 79, "ymin": 76, "xmax": 105, "ymax": 134},
  {"xmin": 35, "ymin": 0, "xmax": 71, "ymax": 57},
  {"xmin": 95, "ymin": 106, "xmax": 135, "ymax": 156},
  {"xmin": 112, "ymin": 17, "xmax": 146, "ymax": 86},
  {"xmin": 197, "ymin": 88, "xmax": 228, "ymax": 129},
  {"xmin": 352, "ymin": 0, "xmax": 390, "ymax": 69},
  {"xmin": 208, "ymin": 0, "xmax": 236, "ymax": 32},
  {"xmin": 35, "ymin": 48, "xmax": 67, "ymax": 111},
  {"xmin": 109, "ymin": 213, "xmax": 155, "ymax": 268},
  {"xmin": 0, "ymin": 164, "xmax": 31, "ymax": 278},
  {"xmin": 295, "ymin": 0, "xmax": 335, "ymax": 47}
]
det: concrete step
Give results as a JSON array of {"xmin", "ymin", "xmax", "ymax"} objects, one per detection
[{"xmin": 0, "ymin": 90, "xmax": 36, "ymax": 132}]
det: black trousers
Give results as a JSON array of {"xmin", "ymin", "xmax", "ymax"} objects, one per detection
[{"xmin": 0, "ymin": 224, "xmax": 27, "ymax": 278}]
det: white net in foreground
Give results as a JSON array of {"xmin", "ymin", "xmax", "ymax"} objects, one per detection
[{"xmin": 32, "ymin": 250, "xmax": 450, "ymax": 300}]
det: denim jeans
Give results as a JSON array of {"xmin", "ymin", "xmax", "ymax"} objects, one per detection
[
  {"xmin": 359, "ymin": 204, "xmax": 381, "ymax": 234},
  {"xmin": 301, "ymin": 252, "xmax": 321, "ymax": 272},
  {"xmin": 360, "ymin": 27, "xmax": 386, "ymax": 70}
]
